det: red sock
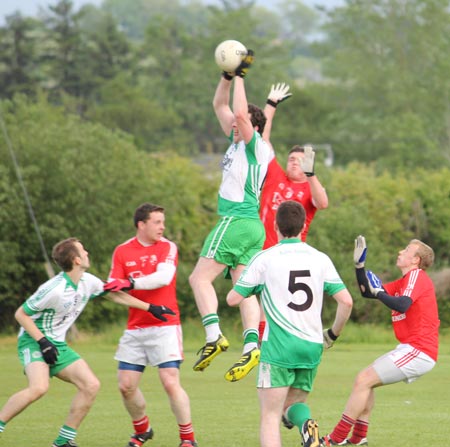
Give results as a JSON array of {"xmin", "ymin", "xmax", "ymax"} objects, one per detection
[
  {"xmin": 330, "ymin": 414, "xmax": 356, "ymax": 443},
  {"xmin": 179, "ymin": 422, "xmax": 195, "ymax": 443},
  {"xmin": 133, "ymin": 416, "xmax": 149, "ymax": 435},
  {"xmin": 348, "ymin": 419, "xmax": 369, "ymax": 444},
  {"xmin": 258, "ymin": 321, "xmax": 266, "ymax": 342}
]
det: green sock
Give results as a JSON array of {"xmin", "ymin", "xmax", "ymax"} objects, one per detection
[
  {"xmin": 243, "ymin": 328, "xmax": 259, "ymax": 345},
  {"xmin": 287, "ymin": 402, "xmax": 311, "ymax": 430},
  {"xmin": 0, "ymin": 420, "xmax": 6, "ymax": 433},
  {"xmin": 53, "ymin": 425, "xmax": 77, "ymax": 446}
]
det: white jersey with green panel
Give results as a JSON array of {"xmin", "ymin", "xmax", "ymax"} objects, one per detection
[
  {"xmin": 218, "ymin": 130, "xmax": 271, "ymax": 218},
  {"xmin": 19, "ymin": 271, "xmax": 104, "ymax": 342},
  {"xmin": 234, "ymin": 238, "xmax": 346, "ymax": 368}
]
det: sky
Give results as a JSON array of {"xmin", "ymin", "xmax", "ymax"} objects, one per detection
[{"xmin": 0, "ymin": 0, "xmax": 345, "ymax": 24}]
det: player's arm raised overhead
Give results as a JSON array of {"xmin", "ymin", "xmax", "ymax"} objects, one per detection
[
  {"xmin": 213, "ymin": 75, "xmax": 235, "ymax": 136},
  {"xmin": 263, "ymin": 82, "xmax": 292, "ymax": 144}
]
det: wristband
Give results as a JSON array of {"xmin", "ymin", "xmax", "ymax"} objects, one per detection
[
  {"xmin": 266, "ymin": 99, "xmax": 278, "ymax": 108},
  {"xmin": 222, "ymin": 72, "xmax": 233, "ymax": 81},
  {"xmin": 327, "ymin": 328, "xmax": 338, "ymax": 341},
  {"xmin": 305, "ymin": 172, "xmax": 315, "ymax": 177}
]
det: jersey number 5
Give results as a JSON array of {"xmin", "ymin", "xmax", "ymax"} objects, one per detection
[{"xmin": 288, "ymin": 270, "xmax": 313, "ymax": 312}]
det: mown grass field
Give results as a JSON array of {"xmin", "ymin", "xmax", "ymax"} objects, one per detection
[{"xmin": 0, "ymin": 322, "xmax": 449, "ymax": 446}]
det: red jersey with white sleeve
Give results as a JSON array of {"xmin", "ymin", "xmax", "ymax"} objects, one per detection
[
  {"xmin": 259, "ymin": 157, "xmax": 317, "ymax": 248},
  {"xmin": 384, "ymin": 268, "xmax": 440, "ymax": 361},
  {"xmin": 109, "ymin": 236, "xmax": 180, "ymax": 329}
]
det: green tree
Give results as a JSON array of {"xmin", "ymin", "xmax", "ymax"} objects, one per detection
[{"xmin": 317, "ymin": 0, "xmax": 450, "ymax": 168}]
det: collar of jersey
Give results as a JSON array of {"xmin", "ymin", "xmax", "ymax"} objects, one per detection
[
  {"xmin": 279, "ymin": 238, "xmax": 301, "ymax": 244},
  {"xmin": 63, "ymin": 272, "xmax": 78, "ymax": 290}
]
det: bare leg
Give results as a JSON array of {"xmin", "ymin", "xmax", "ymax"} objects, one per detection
[
  {"xmin": 258, "ymin": 386, "xmax": 289, "ymax": 447},
  {"xmin": 56, "ymin": 359, "xmax": 101, "ymax": 429},
  {"xmin": 158, "ymin": 367, "xmax": 191, "ymax": 424},
  {"xmin": 117, "ymin": 369, "xmax": 145, "ymax": 420},
  {"xmin": 0, "ymin": 362, "xmax": 50, "ymax": 422}
]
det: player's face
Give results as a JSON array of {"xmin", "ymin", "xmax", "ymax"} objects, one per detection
[
  {"xmin": 232, "ymin": 121, "xmax": 241, "ymax": 143},
  {"xmin": 396, "ymin": 243, "xmax": 420, "ymax": 270},
  {"xmin": 75, "ymin": 242, "xmax": 90, "ymax": 270},
  {"xmin": 286, "ymin": 152, "xmax": 305, "ymax": 181},
  {"xmin": 139, "ymin": 211, "xmax": 165, "ymax": 244}
]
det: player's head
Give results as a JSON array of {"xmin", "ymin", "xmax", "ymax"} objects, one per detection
[
  {"xmin": 409, "ymin": 239, "xmax": 435, "ymax": 270},
  {"xmin": 134, "ymin": 202, "xmax": 166, "ymax": 244},
  {"xmin": 286, "ymin": 145, "xmax": 307, "ymax": 181},
  {"xmin": 52, "ymin": 237, "xmax": 88, "ymax": 271},
  {"xmin": 276, "ymin": 201, "xmax": 306, "ymax": 238},
  {"xmin": 134, "ymin": 203, "xmax": 165, "ymax": 228},
  {"xmin": 248, "ymin": 103, "xmax": 266, "ymax": 135}
]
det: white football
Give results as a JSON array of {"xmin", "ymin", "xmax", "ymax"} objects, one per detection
[{"xmin": 214, "ymin": 40, "xmax": 247, "ymax": 72}]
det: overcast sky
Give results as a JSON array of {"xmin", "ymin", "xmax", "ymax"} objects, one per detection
[{"xmin": 1, "ymin": 0, "xmax": 345, "ymax": 24}]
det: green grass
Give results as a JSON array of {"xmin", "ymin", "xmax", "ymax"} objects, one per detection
[{"xmin": 0, "ymin": 323, "xmax": 449, "ymax": 446}]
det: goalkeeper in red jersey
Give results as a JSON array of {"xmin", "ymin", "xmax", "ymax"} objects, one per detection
[{"xmin": 322, "ymin": 236, "xmax": 440, "ymax": 446}]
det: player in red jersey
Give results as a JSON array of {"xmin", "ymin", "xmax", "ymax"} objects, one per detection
[
  {"xmin": 258, "ymin": 84, "xmax": 329, "ymax": 341},
  {"xmin": 104, "ymin": 203, "xmax": 198, "ymax": 447},
  {"xmin": 322, "ymin": 236, "xmax": 440, "ymax": 446}
]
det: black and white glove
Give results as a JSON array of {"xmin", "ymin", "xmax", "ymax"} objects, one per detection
[
  {"xmin": 147, "ymin": 304, "xmax": 176, "ymax": 322},
  {"xmin": 266, "ymin": 82, "xmax": 292, "ymax": 108},
  {"xmin": 235, "ymin": 49, "xmax": 254, "ymax": 78},
  {"xmin": 354, "ymin": 235, "xmax": 367, "ymax": 268},
  {"xmin": 38, "ymin": 337, "xmax": 59, "ymax": 365},
  {"xmin": 299, "ymin": 145, "xmax": 315, "ymax": 177},
  {"xmin": 323, "ymin": 328, "xmax": 338, "ymax": 349}
]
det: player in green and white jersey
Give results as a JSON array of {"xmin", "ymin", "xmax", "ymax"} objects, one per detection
[
  {"xmin": 0, "ymin": 237, "xmax": 173, "ymax": 447},
  {"xmin": 190, "ymin": 50, "xmax": 272, "ymax": 381},
  {"xmin": 227, "ymin": 201, "xmax": 353, "ymax": 447}
]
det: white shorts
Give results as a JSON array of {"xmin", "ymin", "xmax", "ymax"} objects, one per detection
[
  {"xmin": 372, "ymin": 343, "xmax": 436, "ymax": 384},
  {"xmin": 115, "ymin": 325, "xmax": 184, "ymax": 367}
]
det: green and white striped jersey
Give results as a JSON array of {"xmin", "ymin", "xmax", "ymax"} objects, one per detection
[
  {"xmin": 218, "ymin": 131, "xmax": 271, "ymax": 218},
  {"xmin": 234, "ymin": 238, "xmax": 347, "ymax": 368},
  {"xmin": 20, "ymin": 271, "xmax": 104, "ymax": 342}
]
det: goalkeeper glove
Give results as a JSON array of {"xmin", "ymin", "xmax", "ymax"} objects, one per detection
[
  {"xmin": 299, "ymin": 145, "xmax": 315, "ymax": 177},
  {"xmin": 323, "ymin": 328, "xmax": 338, "ymax": 349},
  {"xmin": 38, "ymin": 337, "xmax": 59, "ymax": 365},
  {"xmin": 235, "ymin": 49, "xmax": 254, "ymax": 78},
  {"xmin": 354, "ymin": 235, "xmax": 367, "ymax": 268},
  {"xmin": 366, "ymin": 270, "xmax": 384, "ymax": 297},
  {"xmin": 103, "ymin": 277, "xmax": 135, "ymax": 293},
  {"xmin": 148, "ymin": 304, "xmax": 176, "ymax": 322},
  {"xmin": 266, "ymin": 82, "xmax": 292, "ymax": 108}
]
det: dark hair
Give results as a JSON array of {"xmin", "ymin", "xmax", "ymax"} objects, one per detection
[
  {"xmin": 288, "ymin": 145, "xmax": 305, "ymax": 155},
  {"xmin": 248, "ymin": 103, "xmax": 266, "ymax": 135},
  {"xmin": 276, "ymin": 201, "xmax": 306, "ymax": 238},
  {"xmin": 52, "ymin": 237, "xmax": 81, "ymax": 272},
  {"xmin": 134, "ymin": 203, "xmax": 165, "ymax": 228}
]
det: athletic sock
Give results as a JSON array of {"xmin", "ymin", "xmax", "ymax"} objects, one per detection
[
  {"xmin": 0, "ymin": 420, "xmax": 6, "ymax": 433},
  {"xmin": 133, "ymin": 415, "xmax": 150, "ymax": 435},
  {"xmin": 202, "ymin": 314, "xmax": 221, "ymax": 342},
  {"xmin": 53, "ymin": 425, "xmax": 77, "ymax": 446},
  {"xmin": 258, "ymin": 321, "xmax": 266, "ymax": 342},
  {"xmin": 286, "ymin": 402, "xmax": 311, "ymax": 429},
  {"xmin": 348, "ymin": 419, "xmax": 369, "ymax": 444},
  {"xmin": 243, "ymin": 328, "xmax": 259, "ymax": 352},
  {"xmin": 179, "ymin": 422, "xmax": 195, "ymax": 443},
  {"xmin": 330, "ymin": 414, "xmax": 356, "ymax": 443}
]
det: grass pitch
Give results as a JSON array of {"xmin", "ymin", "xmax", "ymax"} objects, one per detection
[{"xmin": 0, "ymin": 323, "xmax": 449, "ymax": 446}]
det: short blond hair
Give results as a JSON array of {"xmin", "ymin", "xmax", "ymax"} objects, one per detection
[{"xmin": 410, "ymin": 239, "xmax": 434, "ymax": 270}]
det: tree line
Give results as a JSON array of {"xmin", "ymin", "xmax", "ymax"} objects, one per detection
[{"xmin": 1, "ymin": 0, "xmax": 450, "ymax": 332}]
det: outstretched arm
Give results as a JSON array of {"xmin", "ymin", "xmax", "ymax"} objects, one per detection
[
  {"xmin": 263, "ymin": 83, "xmax": 292, "ymax": 143},
  {"xmin": 213, "ymin": 75, "xmax": 234, "ymax": 136}
]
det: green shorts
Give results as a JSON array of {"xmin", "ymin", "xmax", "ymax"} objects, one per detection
[
  {"xmin": 18, "ymin": 333, "xmax": 81, "ymax": 377},
  {"xmin": 257, "ymin": 361, "xmax": 318, "ymax": 390},
  {"xmin": 200, "ymin": 216, "xmax": 265, "ymax": 269}
]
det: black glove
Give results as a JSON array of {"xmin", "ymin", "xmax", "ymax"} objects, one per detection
[
  {"xmin": 38, "ymin": 337, "xmax": 59, "ymax": 365},
  {"xmin": 235, "ymin": 49, "xmax": 254, "ymax": 78},
  {"xmin": 147, "ymin": 304, "xmax": 176, "ymax": 322}
]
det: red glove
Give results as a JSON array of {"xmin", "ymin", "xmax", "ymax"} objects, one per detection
[{"xmin": 103, "ymin": 278, "xmax": 134, "ymax": 292}]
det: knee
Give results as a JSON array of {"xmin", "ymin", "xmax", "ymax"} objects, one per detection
[
  {"xmin": 29, "ymin": 383, "xmax": 50, "ymax": 401},
  {"xmin": 85, "ymin": 377, "xmax": 101, "ymax": 398},
  {"xmin": 118, "ymin": 380, "xmax": 136, "ymax": 399}
]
